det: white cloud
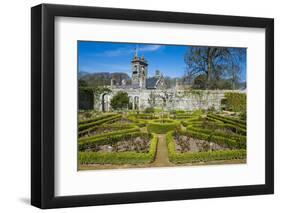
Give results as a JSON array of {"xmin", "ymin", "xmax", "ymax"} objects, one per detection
[
  {"xmin": 139, "ymin": 45, "xmax": 162, "ymax": 52},
  {"xmin": 100, "ymin": 44, "xmax": 163, "ymax": 57}
]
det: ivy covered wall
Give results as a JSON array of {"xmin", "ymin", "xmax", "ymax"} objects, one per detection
[
  {"xmin": 79, "ymin": 87, "xmax": 93, "ymax": 110},
  {"xmin": 224, "ymin": 92, "xmax": 246, "ymax": 112}
]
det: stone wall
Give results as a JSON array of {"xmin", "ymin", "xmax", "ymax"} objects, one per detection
[{"xmin": 96, "ymin": 88, "xmax": 244, "ymax": 112}]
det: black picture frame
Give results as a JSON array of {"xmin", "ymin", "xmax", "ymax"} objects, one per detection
[{"xmin": 31, "ymin": 3, "xmax": 274, "ymax": 209}]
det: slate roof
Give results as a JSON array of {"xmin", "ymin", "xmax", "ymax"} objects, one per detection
[{"xmin": 146, "ymin": 77, "xmax": 160, "ymax": 89}]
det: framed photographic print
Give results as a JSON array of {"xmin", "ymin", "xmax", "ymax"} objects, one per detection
[{"xmin": 31, "ymin": 3, "xmax": 274, "ymax": 209}]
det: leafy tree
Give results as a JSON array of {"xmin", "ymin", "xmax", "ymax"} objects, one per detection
[
  {"xmin": 144, "ymin": 107, "xmax": 155, "ymax": 113},
  {"xmin": 148, "ymin": 92, "xmax": 156, "ymax": 108},
  {"xmin": 79, "ymin": 87, "xmax": 93, "ymax": 110},
  {"xmin": 78, "ymin": 79, "xmax": 88, "ymax": 87},
  {"xmin": 184, "ymin": 47, "xmax": 245, "ymax": 89},
  {"xmin": 110, "ymin": 91, "xmax": 129, "ymax": 110},
  {"xmin": 192, "ymin": 74, "xmax": 207, "ymax": 89}
]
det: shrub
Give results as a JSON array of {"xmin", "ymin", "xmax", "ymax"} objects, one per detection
[
  {"xmin": 144, "ymin": 107, "xmax": 155, "ymax": 113},
  {"xmin": 147, "ymin": 119, "xmax": 180, "ymax": 134},
  {"xmin": 224, "ymin": 92, "xmax": 246, "ymax": 112},
  {"xmin": 79, "ymin": 133, "xmax": 158, "ymax": 165},
  {"xmin": 79, "ymin": 87, "xmax": 93, "ymax": 110},
  {"xmin": 110, "ymin": 91, "xmax": 129, "ymax": 110}
]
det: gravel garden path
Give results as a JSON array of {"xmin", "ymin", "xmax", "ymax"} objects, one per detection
[{"xmin": 151, "ymin": 134, "xmax": 173, "ymax": 167}]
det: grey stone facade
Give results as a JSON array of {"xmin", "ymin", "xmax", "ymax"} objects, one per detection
[
  {"xmin": 98, "ymin": 88, "xmax": 242, "ymax": 112},
  {"xmin": 95, "ymin": 52, "xmax": 244, "ymax": 112}
]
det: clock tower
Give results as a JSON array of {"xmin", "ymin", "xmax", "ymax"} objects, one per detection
[{"xmin": 131, "ymin": 49, "xmax": 148, "ymax": 89}]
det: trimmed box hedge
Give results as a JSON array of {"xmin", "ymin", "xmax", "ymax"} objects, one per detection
[
  {"xmin": 187, "ymin": 123, "xmax": 246, "ymax": 143},
  {"xmin": 147, "ymin": 119, "xmax": 180, "ymax": 134},
  {"xmin": 166, "ymin": 132, "xmax": 246, "ymax": 164},
  {"xmin": 186, "ymin": 129, "xmax": 246, "ymax": 149},
  {"xmin": 79, "ymin": 127, "xmax": 141, "ymax": 150},
  {"xmin": 79, "ymin": 133, "xmax": 158, "ymax": 165},
  {"xmin": 78, "ymin": 114, "xmax": 122, "ymax": 131},
  {"xmin": 79, "ymin": 113, "xmax": 117, "ymax": 125},
  {"xmin": 78, "ymin": 123, "xmax": 138, "ymax": 137},
  {"xmin": 207, "ymin": 114, "xmax": 246, "ymax": 130}
]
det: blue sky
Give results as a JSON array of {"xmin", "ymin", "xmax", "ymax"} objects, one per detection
[{"xmin": 78, "ymin": 41, "xmax": 246, "ymax": 80}]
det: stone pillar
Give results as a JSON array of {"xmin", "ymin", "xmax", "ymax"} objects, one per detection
[{"xmin": 132, "ymin": 100, "xmax": 135, "ymax": 110}]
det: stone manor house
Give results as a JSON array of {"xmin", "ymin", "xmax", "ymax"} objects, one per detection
[{"xmin": 97, "ymin": 52, "xmax": 240, "ymax": 112}]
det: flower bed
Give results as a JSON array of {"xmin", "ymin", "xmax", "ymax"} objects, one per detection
[
  {"xmin": 79, "ymin": 133, "xmax": 158, "ymax": 165},
  {"xmin": 79, "ymin": 123, "xmax": 138, "ymax": 138},
  {"xmin": 174, "ymin": 135, "xmax": 228, "ymax": 153},
  {"xmin": 79, "ymin": 127, "xmax": 141, "ymax": 150},
  {"xmin": 207, "ymin": 114, "xmax": 246, "ymax": 130},
  {"xmin": 84, "ymin": 135, "xmax": 151, "ymax": 153},
  {"xmin": 79, "ymin": 113, "xmax": 117, "ymax": 125},
  {"xmin": 166, "ymin": 131, "xmax": 246, "ymax": 164}
]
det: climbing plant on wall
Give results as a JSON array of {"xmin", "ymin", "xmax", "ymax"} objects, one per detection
[
  {"xmin": 79, "ymin": 87, "xmax": 94, "ymax": 110},
  {"xmin": 224, "ymin": 92, "xmax": 246, "ymax": 112}
]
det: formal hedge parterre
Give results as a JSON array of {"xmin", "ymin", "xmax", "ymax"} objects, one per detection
[
  {"xmin": 174, "ymin": 114, "xmax": 193, "ymax": 119},
  {"xmin": 166, "ymin": 132, "xmax": 246, "ymax": 164},
  {"xmin": 210, "ymin": 122, "xmax": 246, "ymax": 136},
  {"xmin": 127, "ymin": 114, "xmax": 148, "ymax": 127},
  {"xmin": 79, "ymin": 133, "xmax": 158, "ymax": 165},
  {"xmin": 181, "ymin": 113, "xmax": 246, "ymax": 149},
  {"xmin": 78, "ymin": 123, "xmax": 138, "ymax": 137},
  {"xmin": 78, "ymin": 114, "xmax": 122, "ymax": 131},
  {"xmin": 184, "ymin": 129, "xmax": 246, "ymax": 149},
  {"xmin": 79, "ymin": 127, "xmax": 141, "ymax": 150},
  {"xmin": 187, "ymin": 123, "xmax": 246, "ymax": 144},
  {"xmin": 135, "ymin": 113, "xmax": 159, "ymax": 120},
  {"xmin": 207, "ymin": 114, "xmax": 246, "ymax": 130},
  {"xmin": 79, "ymin": 113, "xmax": 117, "ymax": 125},
  {"xmin": 78, "ymin": 109, "xmax": 247, "ymax": 166}
]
